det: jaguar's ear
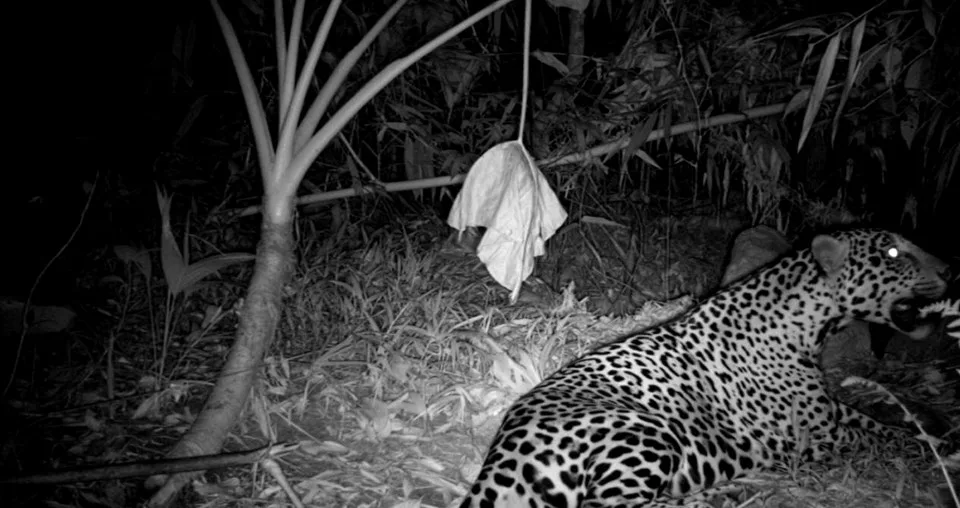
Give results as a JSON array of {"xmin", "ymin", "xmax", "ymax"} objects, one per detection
[{"xmin": 811, "ymin": 234, "xmax": 849, "ymax": 277}]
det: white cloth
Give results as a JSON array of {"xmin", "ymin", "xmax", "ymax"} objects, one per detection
[{"xmin": 447, "ymin": 141, "xmax": 567, "ymax": 303}]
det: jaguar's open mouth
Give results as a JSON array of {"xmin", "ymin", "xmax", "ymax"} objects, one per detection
[{"xmin": 890, "ymin": 297, "xmax": 940, "ymax": 339}]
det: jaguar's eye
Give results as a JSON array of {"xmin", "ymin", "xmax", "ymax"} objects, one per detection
[{"xmin": 886, "ymin": 247, "xmax": 900, "ymax": 259}]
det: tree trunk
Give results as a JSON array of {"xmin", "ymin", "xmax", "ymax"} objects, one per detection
[{"xmin": 148, "ymin": 200, "xmax": 295, "ymax": 507}]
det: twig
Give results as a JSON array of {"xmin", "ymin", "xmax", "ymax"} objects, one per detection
[
  {"xmin": 2, "ymin": 173, "xmax": 99, "ymax": 398},
  {"xmin": 0, "ymin": 443, "xmax": 294, "ymax": 485}
]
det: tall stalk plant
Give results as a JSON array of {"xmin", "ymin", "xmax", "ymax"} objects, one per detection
[{"xmin": 147, "ymin": 0, "xmax": 517, "ymax": 505}]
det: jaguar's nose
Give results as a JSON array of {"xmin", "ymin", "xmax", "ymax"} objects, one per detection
[{"xmin": 941, "ymin": 265, "xmax": 955, "ymax": 285}]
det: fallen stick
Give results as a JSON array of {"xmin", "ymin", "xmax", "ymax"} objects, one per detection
[{"xmin": 0, "ymin": 443, "xmax": 293, "ymax": 485}]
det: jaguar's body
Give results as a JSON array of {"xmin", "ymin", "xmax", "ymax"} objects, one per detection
[{"xmin": 462, "ymin": 229, "xmax": 950, "ymax": 508}]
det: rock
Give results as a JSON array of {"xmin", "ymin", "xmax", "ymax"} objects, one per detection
[
  {"xmin": 0, "ymin": 298, "xmax": 76, "ymax": 337},
  {"xmin": 720, "ymin": 225, "xmax": 792, "ymax": 286}
]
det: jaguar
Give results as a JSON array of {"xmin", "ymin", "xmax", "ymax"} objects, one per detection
[{"xmin": 461, "ymin": 228, "xmax": 951, "ymax": 507}]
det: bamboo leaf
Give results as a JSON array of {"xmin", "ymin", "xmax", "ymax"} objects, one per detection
[
  {"xmin": 624, "ymin": 114, "xmax": 657, "ymax": 159},
  {"xmin": 172, "ymin": 95, "xmax": 208, "ymax": 147},
  {"xmin": 531, "ymin": 50, "xmax": 569, "ymax": 75},
  {"xmin": 634, "ymin": 149, "xmax": 663, "ymax": 170},
  {"xmin": 622, "ymin": 115, "xmax": 659, "ymax": 173},
  {"xmin": 831, "ymin": 18, "xmax": 866, "ymax": 145},
  {"xmin": 921, "ymin": 0, "xmax": 938, "ymax": 37},
  {"xmin": 798, "ymin": 33, "xmax": 841, "ymax": 151},
  {"xmin": 784, "ymin": 88, "xmax": 810, "ymax": 117}
]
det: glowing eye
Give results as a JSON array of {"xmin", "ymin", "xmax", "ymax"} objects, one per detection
[{"xmin": 886, "ymin": 247, "xmax": 900, "ymax": 258}]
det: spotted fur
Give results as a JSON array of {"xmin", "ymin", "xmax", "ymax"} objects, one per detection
[{"xmin": 462, "ymin": 229, "xmax": 950, "ymax": 507}]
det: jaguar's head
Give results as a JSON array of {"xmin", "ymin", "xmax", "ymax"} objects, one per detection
[{"xmin": 811, "ymin": 228, "xmax": 951, "ymax": 338}]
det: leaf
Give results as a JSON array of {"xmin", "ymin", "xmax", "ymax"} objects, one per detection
[
  {"xmin": 133, "ymin": 392, "xmax": 163, "ymax": 420},
  {"xmin": 921, "ymin": 0, "xmax": 938, "ymax": 37},
  {"xmin": 114, "ymin": 244, "xmax": 152, "ymax": 280},
  {"xmin": 490, "ymin": 352, "xmax": 537, "ymax": 393},
  {"xmin": 99, "ymin": 275, "xmax": 125, "ymax": 286},
  {"xmin": 389, "ymin": 500, "xmax": 422, "ymax": 508},
  {"xmin": 299, "ymin": 440, "xmax": 350, "ymax": 455},
  {"xmin": 782, "ymin": 27, "xmax": 826, "ymax": 38},
  {"xmin": 172, "ymin": 252, "xmax": 256, "ymax": 297},
  {"xmin": 114, "ymin": 244, "xmax": 136, "ymax": 263},
  {"xmin": 831, "ymin": 17, "xmax": 866, "ymax": 145},
  {"xmin": 156, "ymin": 187, "xmax": 186, "ymax": 295},
  {"xmin": 531, "ymin": 50, "xmax": 569, "ymax": 75},
  {"xmin": 749, "ymin": 20, "xmax": 826, "ymax": 44},
  {"xmin": 798, "ymin": 33, "xmax": 840, "ymax": 151},
  {"xmin": 784, "ymin": 88, "xmax": 810, "ymax": 117},
  {"xmin": 172, "ymin": 95, "xmax": 207, "ymax": 147},
  {"xmin": 623, "ymin": 115, "xmax": 657, "ymax": 162},
  {"xmin": 156, "ymin": 186, "xmax": 254, "ymax": 296},
  {"xmin": 29, "ymin": 305, "xmax": 77, "ymax": 335},
  {"xmin": 853, "ymin": 44, "xmax": 886, "ymax": 87},
  {"xmin": 904, "ymin": 56, "xmax": 930, "ymax": 94},
  {"xmin": 634, "ymin": 149, "xmax": 663, "ymax": 170},
  {"xmin": 901, "ymin": 106, "xmax": 919, "ymax": 149},
  {"xmin": 83, "ymin": 409, "xmax": 104, "ymax": 432},
  {"xmin": 398, "ymin": 392, "xmax": 427, "ymax": 416},
  {"xmin": 662, "ymin": 107, "xmax": 674, "ymax": 148},
  {"xmin": 881, "ymin": 46, "xmax": 902, "ymax": 87}
]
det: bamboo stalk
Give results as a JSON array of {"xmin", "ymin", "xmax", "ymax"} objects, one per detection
[{"xmin": 232, "ymin": 102, "xmax": 789, "ymax": 218}]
